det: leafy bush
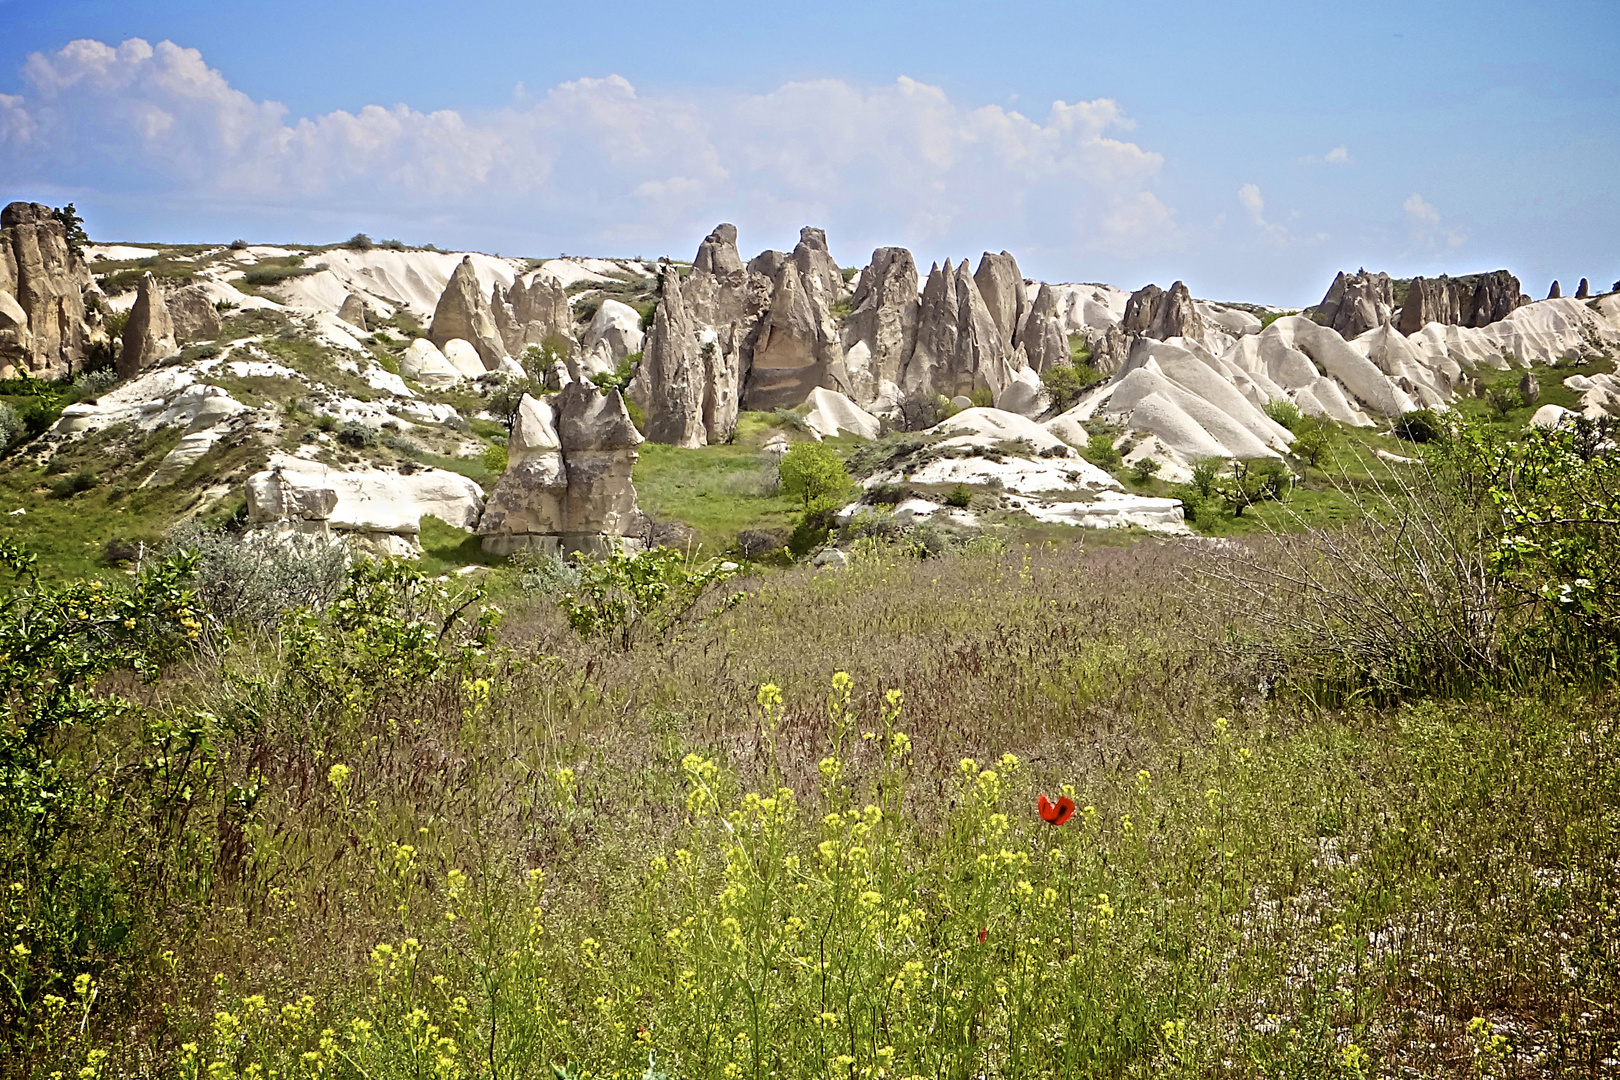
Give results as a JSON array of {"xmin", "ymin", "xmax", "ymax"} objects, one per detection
[
  {"xmin": 778, "ymin": 442, "xmax": 850, "ymax": 510},
  {"xmin": 1215, "ymin": 457, "xmax": 1291, "ymax": 517},
  {"xmin": 335, "ymin": 420, "xmax": 377, "ymax": 448},
  {"xmin": 167, "ymin": 523, "xmax": 348, "ymax": 629},
  {"xmin": 968, "ymin": 387, "xmax": 994, "ymax": 409},
  {"xmin": 1393, "ymin": 409, "xmax": 1446, "ymax": 443},
  {"xmin": 1084, "ymin": 432, "xmax": 1121, "ymax": 468},
  {"xmin": 49, "ymin": 470, "xmax": 98, "ymax": 499},
  {"xmin": 944, "ymin": 483, "xmax": 973, "ymax": 508},
  {"xmin": 556, "ymin": 546, "xmax": 741, "ymax": 651},
  {"xmin": 735, "ymin": 529, "xmax": 786, "ymax": 559},
  {"xmin": 0, "ymin": 401, "xmax": 21, "ymax": 447},
  {"xmin": 1289, "ymin": 417, "xmax": 1334, "ymax": 470},
  {"xmin": 589, "ymin": 353, "xmax": 637, "ymax": 393},
  {"xmin": 344, "ymin": 233, "xmax": 374, "ymax": 251},
  {"xmin": 1041, "ymin": 361, "xmax": 1105, "ymax": 412},
  {"xmin": 1264, "ymin": 398, "xmax": 1303, "ymax": 431},
  {"xmin": 481, "ymin": 444, "xmax": 509, "ymax": 474},
  {"xmin": 510, "ymin": 548, "xmax": 584, "ymax": 595},
  {"xmin": 1483, "ymin": 384, "xmax": 1522, "ymax": 419},
  {"xmin": 1189, "ymin": 457, "xmax": 1222, "ymax": 498},
  {"xmin": 72, "ymin": 368, "xmax": 118, "ymax": 398},
  {"xmin": 1129, "ymin": 457, "xmax": 1160, "ymax": 483}
]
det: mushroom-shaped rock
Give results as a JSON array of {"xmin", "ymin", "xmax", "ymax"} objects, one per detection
[
  {"xmin": 118, "ymin": 273, "xmax": 177, "ymax": 377},
  {"xmin": 429, "ymin": 257, "xmax": 510, "ymax": 370}
]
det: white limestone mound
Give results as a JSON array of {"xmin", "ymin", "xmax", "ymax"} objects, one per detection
[
  {"xmin": 246, "ymin": 453, "xmax": 484, "ymax": 556},
  {"xmin": 994, "ymin": 366, "xmax": 1047, "ymax": 418},
  {"xmin": 858, "ymin": 407, "xmax": 1119, "ymax": 496},
  {"xmin": 1529, "ymin": 404, "xmax": 1576, "ymax": 429},
  {"xmin": 441, "ymin": 339, "xmax": 489, "ymax": 379},
  {"xmin": 400, "ymin": 338, "xmax": 463, "ymax": 388},
  {"xmin": 804, "ymin": 387, "xmax": 881, "ymax": 441},
  {"xmin": 1009, "ymin": 490, "xmax": 1188, "ymax": 534},
  {"xmin": 1564, "ymin": 372, "xmax": 1620, "ymax": 418},
  {"xmin": 579, "ymin": 299, "xmax": 645, "ymax": 378},
  {"xmin": 268, "ymin": 248, "xmax": 517, "ymax": 321}
]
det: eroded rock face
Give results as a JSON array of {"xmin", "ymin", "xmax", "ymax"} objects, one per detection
[
  {"xmin": 640, "ymin": 263, "xmax": 709, "ymax": 447},
  {"xmin": 1017, "ymin": 284, "xmax": 1071, "ymax": 373},
  {"xmin": 1121, "ymin": 281, "xmax": 1204, "ymax": 343},
  {"xmin": 337, "ymin": 293, "xmax": 369, "ymax": 332},
  {"xmin": 683, "ymin": 223, "xmax": 749, "ymax": 328},
  {"xmin": 0, "ymin": 202, "xmax": 91, "ymax": 379},
  {"xmin": 1548, "ymin": 280, "xmax": 1562, "ymax": 300},
  {"xmin": 478, "ymin": 384, "xmax": 645, "ymax": 555},
  {"xmin": 429, "ymin": 257, "xmax": 510, "ymax": 370},
  {"xmin": 579, "ymin": 299, "xmax": 645, "ymax": 378},
  {"xmin": 1576, "ymin": 278, "xmax": 1590, "ymax": 300},
  {"xmin": 973, "ymin": 251, "xmax": 1027, "ymax": 354},
  {"xmin": 118, "ymin": 273, "xmax": 177, "ymax": 377},
  {"xmin": 1397, "ymin": 271, "xmax": 1525, "ymax": 334},
  {"xmin": 902, "ymin": 258, "xmax": 1015, "ymax": 402},
  {"xmin": 507, "ymin": 273, "xmax": 573, "ymax": 349},
  {"xmin": 1314, "ymin": 270, "xmax": 1395, "ymax": 338},
  {"xmin": 400, "ymin": 338, "xmax": 463, "ymax": 387},
  {"xmin": 841, "ymin": 246, "xmax": 919, "ymax": 409},
  {"xmin": 742, "ymin": 227, "xmax": 850, "ymax": 410},
  {"xmin": 169, "ymin": 284, "xmax": 224, "ymax": 343}
]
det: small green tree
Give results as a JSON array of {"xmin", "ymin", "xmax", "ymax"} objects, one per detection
[
  {"xmin": 558, "ymin": 547, "xmax": 741, "ymax": 651},
  {"xmin": 52, "ymin": 204, "xmax": 88, "ymax": 259},
  {"xmin": 1290, "ymin": 417, "xmax": 1335, "ymax": 471},
  {"xmin": 1217, "ymin": 458, "xmax": 1292, "ymax": 517},
  {"xmin": 778, "ymin": 442, "xmax": 850, "ymax": 510},
  {"xmin": 1084, "ymin": 432, "xmax": 1121, "ymax": 468}
]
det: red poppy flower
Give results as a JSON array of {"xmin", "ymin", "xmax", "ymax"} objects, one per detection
[
  {"xmin": 1037, "ymin": 793, "xmax": 1076, "ymax": 826},
  {"xmin": 977, "ymin": 926, "xmax": 988, "ymax": 944}
]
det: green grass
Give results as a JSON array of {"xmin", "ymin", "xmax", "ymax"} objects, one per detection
[
  {"xmin": 414, "ymin": 515, "xmax": 503, "ymax": 576},
  {"xmin": 635, "ymin": 441, "xmax": 798, "ymax": 553}
]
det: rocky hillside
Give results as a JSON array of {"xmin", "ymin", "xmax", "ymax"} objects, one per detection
[{"xmin": 3, "ymin": 200, "xmax": 1618, "ymax": 573}]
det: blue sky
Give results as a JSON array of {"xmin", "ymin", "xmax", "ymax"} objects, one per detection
[{"xmin": 1, "ymin": 0, "xmax": 1614, "ymax": 305}]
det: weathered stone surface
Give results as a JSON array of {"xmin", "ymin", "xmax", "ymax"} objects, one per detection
[
  {"xmin": 508, "ymin": 272, "xmax": 574, "ymax": 349},
  {"xmin": 1520, "ymin": 370, "xmax": 1540, "ymax": 405},
  {"xmin": 400, "ymin": 338, "xmax": 463, "ymax": 387},
  {"xmin": 972, "ymin": 251, "xmax": 1027, "ymax": 354},
  {"xmin": 1121, "ymin": 281, "xmax": 1204, "ymax": 343},
  {"xmin": 902, "ymin": 258, "xmax": 1015, "ymax": 403},
  {"xmin": 841, "ymin": 246, "xmax": 919, "ymax": 410},
  {"xmin": 1017, "ymin": 284, "xmax": 1071, "ymax": 373},
  {"xmin": 1397, "ymin": 271, "xmax": 1526, "ymax": 334},
  {"xmin": 429, "ymin": 257, "xmax": 510, "ymax": 370},
  {"xmin": 804, "ymin": 386, "xmax": 881, "ymax": 440},
  {"xmin": 701, "ymin": 331, "xmax": 739, "ymax": 442},
  {"xmin": 683, "ymin": 223, "xmax": 749, "ymax": 328},
  {"xmin": 1313, "ymin": 270, "xmax": 1395, "ymax": 338},
  {"xmin": 580, "ymin": 299, "xmax": 645, "ymax": 378},
  {"xmin": 1576, "ymin": 278, "xmax": 1591, "ymax": 300},
  {"xmin": 337, "ymin": 293, "xmax": 369, "ymax": 332},
  {"xmin": 478, "ymin": 384, "xmax": 645, "ymax": 554},
  {"xmin": 168, "ymin": 284, "xmax": 223, "ymax": 343},
  {"xmin": 441, "ymin": 338, "xmax": 488, "ymax": 379},
  {"xmin": 742, "ymin": 227, "xmax": 850, "ymax": 410},
  {"xmin": 0, "ymin": 202, "xmax": 91, "ymax": 378},
  {"xmin": 118, "ymin": 273, "xmax": 177, "ymax": 377},
  {"xmin": 640, "ymin": 263, "xmax": 709, "ymax": 447},
  {"xmin": 1090, "ymin": 323, "xmax": 1131, "ymax": 374}
]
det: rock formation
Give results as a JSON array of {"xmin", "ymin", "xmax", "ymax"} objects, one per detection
[
  {"xmin": 639, "ymin": 263, "xmax": 710, "ymax": 448},
  {"xmin": 579, "ymin": 299, "xmax": 645, "ymax": 378},
  {"xmin": 169, "ymin": 284, "xmax": 223, "ymax": 343},
  {"xmin": 478, "ymin": 383, "xmax": 645, "ymax": 556},
  {"xmin": 429, "ymin": 257, "xmax": 510, "ymax": 370},
  {"xmin": 400, "ymin": 338, "xmax": 463, "ymax": 388},
  {"xmin": 1016, "ymin": 284, "xmax": 1071, "ymax": 373},
  {"xmin": 1313, "ymin": 270, "xmax": 1395, "ymax": 338},
  {"xmin": 337, "ymin": 293, "xmax": 369, "ymax": 332},
  {"xmin": 1548, "ymin": 280, "xmax": 1562, "ymax": 300},
  {"xmin": 118, "ymin": 273, "xmax": 177, "ymax": 377},
  {"xmin": 972, "ymin": 251, "xmax": 1027, "ymax": 354},
  {"xmin": 0, "ymin": 202, "xmax": 92, "ymax": 379},
  {"xmin": 683, "ymin": 223, "xmax": 749, "ymax": 329},
  {"xmin": 504, "ymin": 273, "xmax": 573, "ymax": 350},
  {"xmin": 1519, "ymin": 370, "xmax": 1540, "ymax": 405},
  {"xmin": 902, "ymin": 258, "xmax": 1015, "ymax": 402},
  {"xmin": 840, "ymin": 246, "xmax": 919, "ymax": 409},
  {"xmin": 804, "ymin": 386, "xmax": 881, "ymax": 440},
  {"xmin": 1397, "ymin": 271, "xmax": 1525, "ymax": 334},
  {"xmin": 742, "ymin": 227, "xmax": 850, "ymax": 410},
  {"xmin": 1121, "ymin": 281, "xmax": 1204, "ymax": 343},
  {"xmin": 1576, "ymin": 278, "xmax": 1590, "ymax": 300}
]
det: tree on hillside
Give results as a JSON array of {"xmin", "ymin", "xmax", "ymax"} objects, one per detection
[
  {"xmin": 778, "ymin": 442, "xmax": 850, "ymax": 510},
  {"xmin": 52, "ymin": 204, "xmax": 88, "ymax": 259}
]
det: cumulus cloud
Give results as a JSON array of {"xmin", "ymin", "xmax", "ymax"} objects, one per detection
[
  {"xmin": 1237, "ymin": 183, "xmax": 1294, "ymax": 247},
  {"xmin": 1324, "ymin": 145, "xmax": 1350, "ymax": 164},
  {"xmin": 0, "ymin": 37, "xmax": 1178, "ymax": 262},
  {"xmin": 1404, "ymin": 192, "xmax": 1465, "ymax": 248}
]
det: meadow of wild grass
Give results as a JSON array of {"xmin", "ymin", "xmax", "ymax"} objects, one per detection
[{"xmin": 3, "ymin": 514, "xmax": 1617, "ymax": 1079}]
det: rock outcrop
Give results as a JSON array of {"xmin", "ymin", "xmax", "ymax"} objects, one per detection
[
  {"xmin": 1313, "ymin": 270, "xmax": 1395, "ymax": 338},
  {"xmin": 840, "ymin": 246, "xmax": 919, "ymax": 410},
  {"xmin": 1576, "ymin": 278, "xmax": 1590, "ymax": 300},
  {"xmin": 336, "ymin": 293, "xmax": 369, "ymax": 332},
  {"xmin": 1548, "ymin": 280, "xmax": 1562, "ymax": 300},
  {"xmin": 400, "ymin": 338, "xmax": 463, "ymax": 388},
  {"xmin": 0, "ymin": 202, "xmax": 92, "ymax": 379},
  {"xmin": 902, "ymin": 258, "xmax": 1015, "ymax": 403},
  {"xmin": 429, "ymin": 257, "xmax": 510, "ymax": 371},
  {"xmin": 1520, "ymin": 370, "xmax": 1540, "ymax": 405},
  {"xmin": 639, "ymin": 263, "xmax": 710, "ymax": 447},
  {"xmin": 742, "ymin": 227, "xmax": 850, "ymax": 410},
  {"xmin": 478, "ymin": 383, "xmax": 646, "ymax": 556},
  {"xmin": 579, "ymin": 299, "xmax": 644, "ymax": 378},
  {"xmin": 1397, "ymin": 271, "xmax": 1525, "ymax": 334},
  {"xmin": 1121, "ymin": 281, "xmax": 1204, "ymax": 343},
  {"xmin": 1017, "ymin": 284, "xmax": 1071, "ymax": 373},
  {"xmin": 972, "ymin": 251, "xmax": 1027, "ymax": 354},
  {"xmin": 803, "ymin": 386, "xmax": 881, "ymax": 440},
  {"xmin": 504, "ymin": 273, "xmax": 573, "ymax": 351},
  {"xmin": 118, "ymin": 273, "xmax": 177, "ymax": 377},
  {"xmin": 683, "ymin": 223, "xmax": 749, "ymax": 329},
  {"xmin": 169, "ymin": 284, "xmax": 223, "ymax": 343},
  {"xmin": 247, "ymin": 454, "xmax": 485, "ymax": 557}
]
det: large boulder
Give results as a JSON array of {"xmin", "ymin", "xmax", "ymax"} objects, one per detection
[
  {"xmin": 118, "ymin": 273, "xmax": 177, "ymax": 377},
  {"xmin": 841, "ymin": 246, "xmax": 919, "ymax": 410},
  {"xmin": 429, "ymin": 256, "xmax": 510, "ymax": 370},
  {"xmin": 972, "ymin": 251, "xmax": 1027, "ymax": 354},
  {"xmin": 1312, "ymin": 270, "xmax": 1395, "ymax": 338},
  {"xmin": 1397, "ymin": 271, "xmax": 1525, "ymax": 334},
  {"xmin": 400, "ymin": 338, "xmax": 463, "ymax": 388},
  {"xmin": 804, "ymin": 386, "xmax": 881, "ymax": 440},
  {"xmin": 478, "ymin": 384, "xmax": 645, "ymax": 555},
  {"xmin": 336, "ymin": 293, "xmax": 369, "ymax": 332},
  {"xmin": 0, "ymin": 202, "xmax": 91, "ymax": 379},
  {"xmin": 168, "ymin": 283, "xmax": 223, "ymax": 343},
  {"xmin": 741, "ymin": 227, "xmax": 850, "ymax": 410}
]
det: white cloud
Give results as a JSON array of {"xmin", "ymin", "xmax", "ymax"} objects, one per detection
[
  {"xmin": 1237, "ymin": 183, "xmax": 1294, "ymax": 247},
  {"xmin": 1324, "ymin": 145, "xmax": 1350, "ymax": 164},
  {"xmin": 0, "ymin": 37, "xmax": 1178, "ymax": 262},
  {"xmin": 1404, "ymin": 192, "xmax": 1465, "ymax": 248}
]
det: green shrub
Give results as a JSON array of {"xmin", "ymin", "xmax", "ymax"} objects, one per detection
[
  {"xmin": 1084, "ymin": 432, "xmax": 1121, "ymax": 468},
  {"xmin": 72, "ymin": 368, "xmax": 118, "ymax": 399},
  {"xmin": 1129, "ymin": 457, "xmax": 1160, "ymax": 483},
  {"xmin": 335, "ymin": 420, "xmax": 376, "ymax": 448},
  {"xmin": 968, "ymin": 387, "xmax": 994, "ymax": 409},
  {"xmin": 1215, "ymin": 457, "xmax": 1291, "ymax": 517},
  {"xmin": 0, "ymin": 401, "xmax": 21, "ymax": 447},
  {"xmin": 49, "ymin": 470, "xmax": 98, "ymax": 499},
  {"xmin": 1393, "ymin": 409, "xmax": 1446, "ymax": 443},
  {"xmin": 1264, "ymin": 398, "xmax": 1303, "ymax": 431},
  {"xmin": 344, "ymin": 233, "xmax": 374, "ymax": 251},
  {"xmin": 166, "ymin": 523, "xmax": 348, "ymax": 628},
  {"xmin": 556, "ymin": 546, "xmax": 740, "ymax": 651},
  {"xmin": 481, "ymin": 444, "xmax": 509, "ymax": 475},
  {"xmin": 1189, "ymin": 457, "xmax": 1222, "ymax": 498},
  {"xmin": 1483, "ymin": 384, "xmax": 1522, "ymax": 419},
  {"xmin": 1289, "ymin": 417, "xmax": 1334, "ymax": 470},
  {"xmin": 778, "ymin": 441, "xmax": 850, "ymax": 510},
  {"xmin": 944, "ymin": 483, "xmax": 973, "ymax": 508}
]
